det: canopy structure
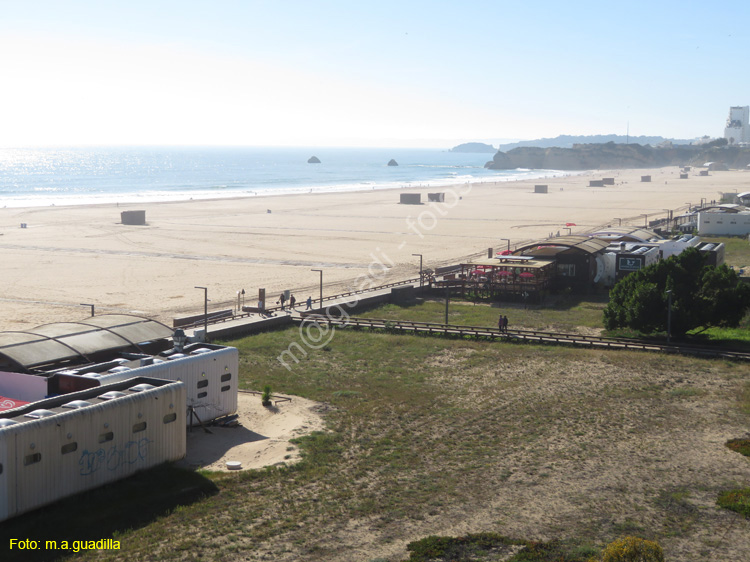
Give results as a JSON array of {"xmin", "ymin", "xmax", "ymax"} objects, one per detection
[
  {"xmin": 514, "ymin": 235, "xmax": 609, "ymax": 256},
  {"xmin": 588, "ymin": 227, "xmax": 662, "ymax": 243},
  {"xmin": 0, "ymin": 314, "xmax": 174, "ymax": 372}
]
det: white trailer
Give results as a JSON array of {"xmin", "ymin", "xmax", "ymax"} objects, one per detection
[{"xmin": 0, "ymin": 377, "xmax": 185, "ymax": 522}]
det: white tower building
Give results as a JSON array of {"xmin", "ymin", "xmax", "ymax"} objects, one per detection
[{"xmin": 724, "ymin": 106, "xmax": 750, "ymax": 144}]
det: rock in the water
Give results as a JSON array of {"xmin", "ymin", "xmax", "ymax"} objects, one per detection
[
  {"xmin": 308, "ymin": 156, "xmax": 321, "ymax": 164},
  {"xmin": 387, "ymin": 159, "xmax": 398, "ymax": 166}
]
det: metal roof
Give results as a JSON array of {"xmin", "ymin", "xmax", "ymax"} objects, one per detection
[
  {"xmin": 0, "ymin": 314, "xmax": 173, "ymax": 370},
  {"xmin": 589, "ymin": 226, "xmax": 662, "ymax": 242},
  {"xmin": 515, "ymin": 235, "xmax": 609, "ymax": 256}
]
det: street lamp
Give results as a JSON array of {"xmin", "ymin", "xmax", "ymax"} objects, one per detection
[
  {"xmin": 500, "ymin": 238, "xmax": 511, "ymax": 253},
  {"xmin": 412, "ymin": 253, "xmax": 423, "ymax": 287},
  {"xmin": 311, "ymin": 269, "xmax": 323, "ymax": 306},
  {"xmin": 642, "ymin": 214, "xmax": 648, "ymax": 227},
  {"xmin": 80, "ymin": 303, "xmax": 95, "ymax": 317},
  {"xmin": 195, "ymin": 286, "xmax": 208, "ymax": 342},
  {"xmin": 666, "ymin": 290, "xmax": 672, "ymax": 343},
  {"xmin": 445, "ymin": 281, "xmax": 450, "ymax": 325},
  {"xmin": 563, "ymin": 227, "xmax": 572, "ymax": 236}
]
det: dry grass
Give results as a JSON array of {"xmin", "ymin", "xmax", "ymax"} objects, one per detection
[{"xmin": 4, "ymin": 321, "xmax": 750, "ymax": 562}]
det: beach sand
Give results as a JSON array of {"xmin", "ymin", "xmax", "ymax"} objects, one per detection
[{"xmin": 0, "ymin": 166, "xmax": 746, "ymax": 331}]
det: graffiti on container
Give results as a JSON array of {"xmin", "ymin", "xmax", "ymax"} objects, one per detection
[{"xmin": 78, "ymin": 438, "xmax": 152, "ymax": 476}]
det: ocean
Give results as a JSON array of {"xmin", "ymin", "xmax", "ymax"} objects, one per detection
[{"xmin": 0, "ymin": 146, "xmax": 562, "ymax": 208}]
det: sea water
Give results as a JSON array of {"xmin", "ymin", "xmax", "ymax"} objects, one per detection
[{"xmin": 0, "ymin": 146, "xmax": 562, "ymax": 208}]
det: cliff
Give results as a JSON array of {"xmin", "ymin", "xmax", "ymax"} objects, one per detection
[
  {"xmin": 485, "ymin": 142, "xmax": 750, "ymax": 171},
  {"xmin": 495, "ymin": 134, "xmax": 693, "ymax": 151}
]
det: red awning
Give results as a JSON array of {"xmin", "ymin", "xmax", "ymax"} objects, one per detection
[
  {"xmin": 0, "ymin": 395, "xmax": 29, "ymax": 411},
  {"xmin": 519, "ymin": 272, "xmax": 535, "ymax": 278},
  {"xmin": 566, "ymin": 222, "xmax": 577, "ymax": 227}
]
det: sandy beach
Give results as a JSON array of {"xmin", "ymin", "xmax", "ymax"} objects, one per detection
[{"xmin": 0, "ymin": 166, "xmax": 747, "ymax": 331}]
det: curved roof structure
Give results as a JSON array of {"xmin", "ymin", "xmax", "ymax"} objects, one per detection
[
  {"xmin": 588, "ymin": 226, "xmax": 662, "ymax": 243},
  {"xmin": 0, "ymin": 314, "xmax": 173, "ymax": 371},
  {"xmin": 515, "ymin": 235, "xmax": 609, "ymax": 256}
]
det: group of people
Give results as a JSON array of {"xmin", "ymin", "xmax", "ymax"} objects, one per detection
[
  {"xmin": 278, "ymin": 293, "xmax": 314, "ymax": 311},
  {"xmin": 498, "ymin": 314, "xmax": 509, "ymax": 332}
]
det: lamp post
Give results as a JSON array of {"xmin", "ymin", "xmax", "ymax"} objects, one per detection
[
  {"xmin": 412, "ymin": 253, "xmax": 423, "ymax": 287},
  {"xmin": 445, "ymin": 282, "xmax": 450, "ymax": 325},
  {"xmin": 500, "ymin": 238, "xmax": 510, "ymax": 253},
  {"xmin": 311, "ymin": 269, "xmax": 323, "ymax": 306},
  {"xmin": 563, "ymin": 227, "xmax": 572, "ymax": 236},
  {"xmin": 642, "ymin": 214, "xmax": 648, "ymax": 227},
  {"xmin": 663, "ymin": 209, "xmax": 672, "ymax": 231},
  {"xmin": 666, "ymin": 290, "xmax": 672, "ymax": 343},
  {"xmin": 614, "ymin": 217, "xmax": 622, "ymax": 226},
  {"xmin": 195, "ymin": 286, "xmax": 208, "ymax": 342},
  {"xmin": 80, "ymin": 303, "xmax": 95, "ymax": 317}
]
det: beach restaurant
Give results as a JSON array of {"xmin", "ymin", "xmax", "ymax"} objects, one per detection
[{"xmin": 458, "ymin": 255, "xmax": 556, "ymax": 302}]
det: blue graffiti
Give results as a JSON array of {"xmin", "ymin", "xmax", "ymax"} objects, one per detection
[{"xmin": 78, "ymin": 438, "xmax": 152, "ymax": 476}]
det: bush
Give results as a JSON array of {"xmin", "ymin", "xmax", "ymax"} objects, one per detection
[
  {"xmin": 725, "ymin": 438, "xmax": 750, "ymax": 457},
  {"xmin": 599, "ymin": 536, "xmax": 664, "ymax": 562},
  {"xmin": 717, "ymin": 488, "xmax": 750, "ymax": 518},
  {"xmin": 261, "ymin": 384, "xmax": 272, "ymax": 406}
]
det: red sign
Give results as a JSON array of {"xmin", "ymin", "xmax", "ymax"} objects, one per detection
[{"xmin": 0, "ymin": 395, "xmax": 28, "ymax": 411}]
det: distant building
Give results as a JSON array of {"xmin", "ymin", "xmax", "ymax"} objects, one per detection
[
  {"xmin": 724, "ymin": 106, "xmax": 750, "ymax": 145},
  {"xmin": 698, "ymin": 209, "xmax": 750, "ymax": 236}
]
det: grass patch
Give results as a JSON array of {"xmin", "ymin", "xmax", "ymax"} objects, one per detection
[
  {"xmin": 355, "ymin": 298, "xmax": 607, "ymax": 333},
  {"xmin": 703, "ymin": 236, "xmax": 750, "ymax": 269},
  {"xmin": 717, "ymin": 489, "xmax": 750, "ymax": 518},
  {"xmin": 11, "ymin": 309, "xmax": 750, "ymax": 561},
  {"xmin": 726, "ymin": 438, "xmax": 750, "ymax": 457}
]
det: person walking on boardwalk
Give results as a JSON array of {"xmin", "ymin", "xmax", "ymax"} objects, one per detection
[
  {"xmin": 279, "ymin": 292, "xmax": 286, "ymax": 310},
  {"xmin": 498, "ymin": 314, "xmax": 504, "ymax": 332},
  {"xmin": 289, "ymin": 294, "xmax": 296, "ymax": 309},
  {"xmin": 503, "ymin": 315, "xmax": 509, "ymax": 332},
  {"xmin": 306, "ymin": 296, "xmax": 312, "ymax": 310}
]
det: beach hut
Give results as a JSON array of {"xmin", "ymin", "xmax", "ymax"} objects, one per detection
[
  {"xmin": 400, "ymin": 193, "xmax": 421, "ymax": 205},
  {"xmin": 121, "ymin": 210, "xmax": 146, "ymax": 225}
]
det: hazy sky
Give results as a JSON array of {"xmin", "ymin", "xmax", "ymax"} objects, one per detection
[{"xmin": 1, "ymin": 1, "xmax": 748, "ymax": 148}]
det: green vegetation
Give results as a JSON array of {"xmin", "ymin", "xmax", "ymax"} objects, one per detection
[
  {"xmin": 599, "ymin": 536, "xmax": 664, "ymax": 562},
  {"xmin": 726, "ymin": 438, "xmax": 750, "ymax": 457},
  {"xmin": 3, "ymin": 293, "xmax": 750, "ymax": 561},
  {"xmin": 604, "ymin": 247, "xmax": 750, "ymax": 337},
  {"xmin": 1, "ymin": 316, "xmax": 742, "ymax": 561},
  {"xmin": 355, "ymin": 297, "xmax": 608, "ymax": 333},
  {"xmin": 261, "ymin": 383, "xmax": 272, "ymax": 405},
  {"xmin": 717, "ymin": 489, "xmax": 750, "ymax": 519},
  {"xmin": 703, "ymin": 236, "xmax": 750, "ymax": 269}
]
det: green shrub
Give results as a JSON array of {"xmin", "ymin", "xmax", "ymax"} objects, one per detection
[
  {"xmin": 599, "ymin": 536, "xmax": 664, "ymax": 562},
  {"xmin": 261, "ymin": 384, "xmax": 272, "ymax": 405},
  {"xmin": 726, "ymin": 438, "xmax": 750, "ymax": 457},
  {"xmin": 717, "ymin": 488, "xmax": 750, "ymax": 518}
]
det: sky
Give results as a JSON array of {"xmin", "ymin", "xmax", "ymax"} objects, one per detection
[{"xmin": 0, "ymin": 0, "xmax": 748, "ymax": 148}]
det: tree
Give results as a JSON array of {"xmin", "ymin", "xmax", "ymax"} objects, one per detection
[{"xmin": 603, "ymin": 247, "xmax": 750, "ymax": 337}]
